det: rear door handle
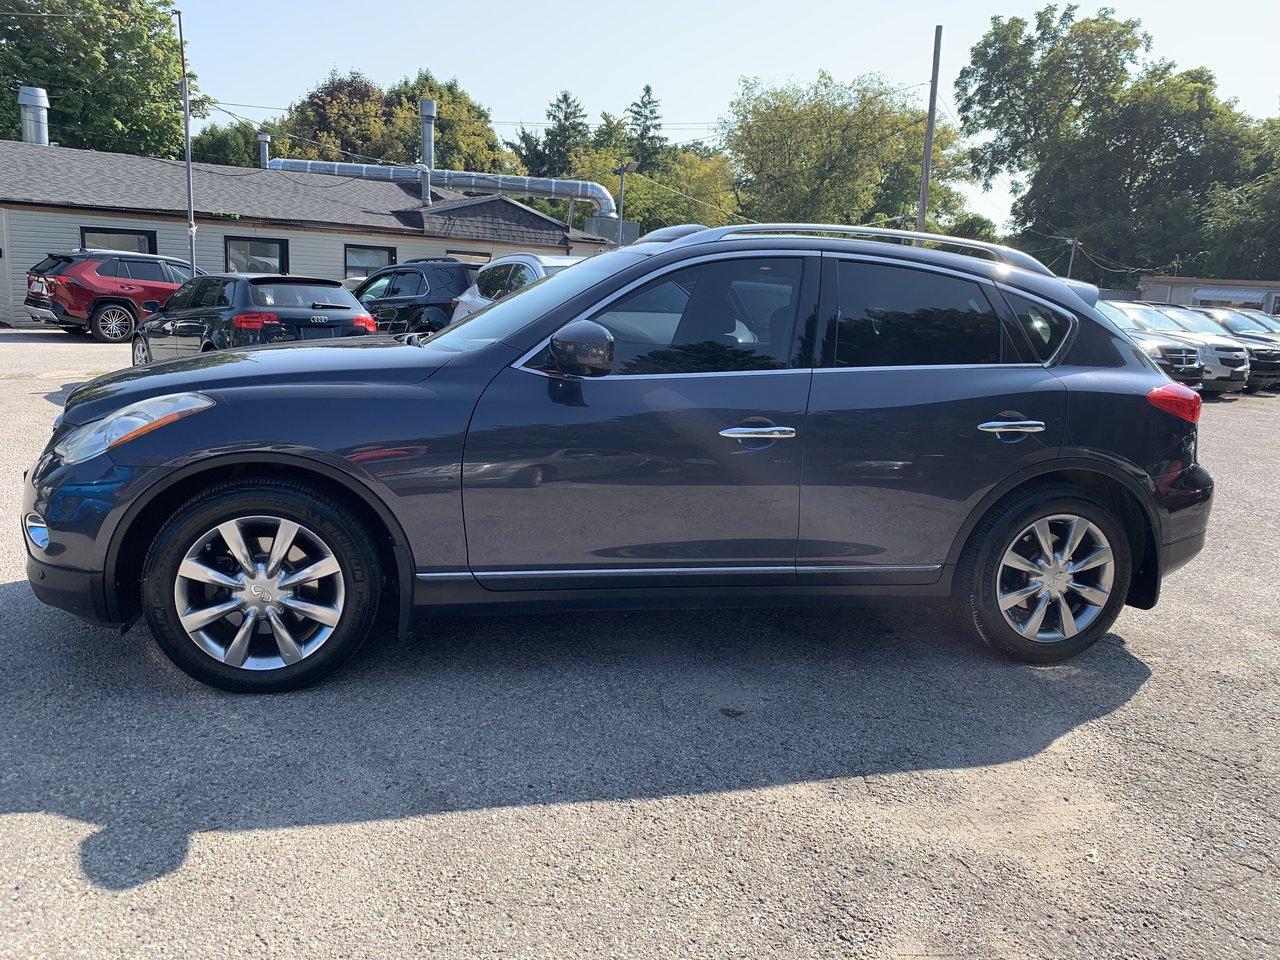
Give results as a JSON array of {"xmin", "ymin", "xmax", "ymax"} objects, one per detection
[
  {"xmin": 978, "ymin": 420, "xmax": 1045, "ymax": 434},
  {"xmin": 719, "ymin": 426, "xmax": 797, "ymax": 440}
]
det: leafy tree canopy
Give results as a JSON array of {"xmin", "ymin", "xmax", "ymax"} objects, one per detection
[{"xmin": 0, "ymin": 0, "xmax": 205, "ymax": 157}]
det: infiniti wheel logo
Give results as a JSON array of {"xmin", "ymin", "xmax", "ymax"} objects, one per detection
[{"xmin": 250, "ymin": 584, "xmax": 273, "ymax": 603}]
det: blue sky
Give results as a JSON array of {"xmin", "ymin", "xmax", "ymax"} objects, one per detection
[{"xmin": 183, "ymin": 0, "xmax": 1279, "ymax": 226}]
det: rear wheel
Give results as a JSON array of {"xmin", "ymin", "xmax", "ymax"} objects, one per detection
[
  {"xmin": 141, "ymin": 481, "xmax": 382, "ymax": 692},
  {"xmin": 131, "ymin": 337, "xmax": 150, "ymax": 366},
  {"xmin": 954, "ymin": 486, "xmax": 1132, "ymax": 663},
  {"xmin": 89, "ymin": 303, "xmax": 135, "ymax": 343}
]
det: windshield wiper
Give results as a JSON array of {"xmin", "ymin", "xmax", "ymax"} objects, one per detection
[{"xmin": 310, "ymin": 301, "xmax": 350, "ymax": 310}]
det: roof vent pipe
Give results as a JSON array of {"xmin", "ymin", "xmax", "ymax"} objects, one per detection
[
  {"xmin": 257, "ymin": 131, "xmax": 271, "ymax": 169},
  {"xmin": 18, "ymin": 86, "xmax": 49, "ymax": 145},
  {"xmin": 419, "ymin": 99, "xmax": 435, "ymax": 206}
]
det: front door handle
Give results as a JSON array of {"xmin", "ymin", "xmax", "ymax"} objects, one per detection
[
  {"xmin": 719, "ymin": 426, "xmax": 797, "ymax": 440},
  {"xmin": 978, "ymin": 420, "xmax": 1045, "ymax": 434}
]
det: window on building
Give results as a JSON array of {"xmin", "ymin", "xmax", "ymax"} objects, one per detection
[
  {"xmin": 225, "ymin": 237, "xmax": 288, "ymax": 274},
  {"xmin": 587, "ymin": 257, "xmax": 805, "ymax": 374},
  {"xmin": 80, "ymin": 227, "xmax": 156, "ymax": 254},
  {"xmin": 344, "ymin": 244, "xmax": 396, "ymax": 279},
  {"xmin": 827, "ymin": 261, "xmax": 1006, "ymax": 368}
]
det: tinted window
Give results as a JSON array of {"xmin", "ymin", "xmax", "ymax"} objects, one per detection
[
  {"xmin": 81, "ymin": 228, "xmax": 153, "ymax": 254},
  {"xmin": 1003, "ymin": 292, "xmax": 1072, "ymax": 361},
  {"xmin": 250, "ymin": 281, "xmax": 357, "ymax": 308},
  {"xmin": 194, "ymin": 279, "xmax": 234, "ymax": 308},
  {"xmin": 589, "ymin": 257, "xmax": 805, "ymax": 374},
  {"xmin": 167, "ymin": 262, "xmax": 193, "ymax": 284},
  {"xmin": 830, "ymin": 262, "xmax": 1001, "ymax": 367},
  {"xmin": 165, "ymin": 280, "xmax": 199, "ymax": 311},
  {"xmin": 31, "ymin": 255, "xmax": 72, "ymax": 276},
  {"xmin": 96, "ymin": 259, "xmax": 119, "ymax": 278},
  {"xmin": 357, "ymin": 274, "xmax": 393, "ymax": 302},
  {"xmin": 345, "ymin": 245, "xmax": 395, "ymax": 279},
  {"xmin": 122, "ymin": 259, "xmax": 167, "ymax": 282},
  {"xmin": 477, "ymin": 264, "xmax": 512, "ymax": 299},
  {"xmin": 386, "ymin": 271, "xmax": 423, "ymax": 298},
  {"xmin": 507, "ymin": 264, "xmax": 538, "ymax": 292}
]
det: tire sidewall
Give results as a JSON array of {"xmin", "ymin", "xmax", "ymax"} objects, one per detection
[
  {"xmin": 142, "ymin": 485, "xmax": 380, "ymax": 692},
  {"xmin": 90, "ymin": 304, "xmax": 135, "ymax": 343},
  {"xmin": 970, "ymin": 493, "xmax": 1131, "ymax": 663}
]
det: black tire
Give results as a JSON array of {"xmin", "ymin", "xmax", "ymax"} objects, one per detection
[
  {"xmin": 512, "ymin": 466, "xmax": 545, "ymax": 488},
  {"xmin": 89, "ymin": 303, "xmax": 136, "ymax": 343},
  {"xmin": 131, "ymin": 337, "xmax": 150, "ymax": 366},
  {"xmin": 954, "ymin": 484, "xmax": 1132, "ymax": 664},
  {"xmin": 141, "ymin": 480, "xmax": 382, "ymax": 693},
  {"xmin": 59, "ymin": 324, "xmax": 90, "ymax": 335}
]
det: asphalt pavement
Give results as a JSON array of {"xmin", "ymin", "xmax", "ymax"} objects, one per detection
[{"xmin": 1, "ymin": 328, "xmax": 1277, "ymax": 959}]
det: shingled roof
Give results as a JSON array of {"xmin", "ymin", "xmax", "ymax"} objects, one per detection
[{"xmin": 0, "ymin": 140, "xmax": 609, "ymax": 248}]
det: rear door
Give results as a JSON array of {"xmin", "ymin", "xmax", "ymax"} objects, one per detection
[
  {"xmin": 120, "ymin": 258, "xmax": 176, "ymax": 313},
  {"xmin": 797, "ymin": 256, "xmax": 1068, "ymax": 583}
]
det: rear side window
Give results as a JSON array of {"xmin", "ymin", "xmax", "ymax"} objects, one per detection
[
  {"xmin": 122, "ymin": 259, "xmax": 167, "ymax": 282},
  {"xmin": 386, "ymin": 271, "xmax": 423, "ymax": 298},
  {"xmin": 167, "ymin": 262, "xmax": 193, "ymax": 284},
  {"xmin": 829, "ymin": 261, "xmax": 1002, "ymax": 367},
  {"xmin": 165, "ymin": 280, "xmax": 199, "ymax": 311},
  {"xmin": 1002, "ymin": 292, "xmax": 1072, "ymax": 361},
  {"xmin": 477, "ymin": 264, "xmax": 512, "ymax": 299},
  {"xmin": 250, "ymin": 281, "xmax": 357, "ymax": 308},
  {"xmin": 96, "ymin": 259, "xmax": 120, "ymax": 278},
  {"xmin": 508, "ymin": 263, "xmax": 538, "ymax": 292}
]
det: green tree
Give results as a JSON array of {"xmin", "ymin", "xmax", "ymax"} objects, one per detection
[
  {"xmin": 1200, "ymin": 119, "xmax": 1280, "ymax": 279},
  {"xmin": 191, "ymin": 119, "xmax": 279, "ymax": 167},
  {"xmin": 591, "ymin": 112, "xmax": 631, "ymax": 154},
  {"xmin": 721, "ymin": 71, "xmax": 967, "ymax": 225},
  {"xmin": 0, "ymin": 0, "xmax": 204, "ymax": 157},
  {"xmin": 276, "ymin": 70, "xmax": 387, "ymax": 162},
  {"xmin": 625, "ymin": 84, "xmax": 667, "ymax": 172},
  {"xmin": 955, "ymin": 4, "xmax": 1149, "ymax": 186}
]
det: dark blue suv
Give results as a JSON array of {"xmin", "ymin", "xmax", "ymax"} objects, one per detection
[{"xmin": 22, "ymin": 225, "xmax": 1213, "ymax": 692}]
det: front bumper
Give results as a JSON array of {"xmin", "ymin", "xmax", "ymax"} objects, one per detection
[{"xmin": 25, "ymin": 552, "xmax": 118, "ymax": 625}]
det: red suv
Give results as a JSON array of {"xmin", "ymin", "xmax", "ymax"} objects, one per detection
[{"xmin": 25, "ymin": 250, "xmax": 200, "ymax": 343}]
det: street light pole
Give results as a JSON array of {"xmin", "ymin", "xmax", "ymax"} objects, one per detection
[
  {"xmin": 916, "ymin": 24, "xmax": 943, "ymax": 233},
  {"xmin": 613, "ymin": 161, "xmax": 638, "ymax": 248},
  {"xmin": 173, "ymin": 9, "xmax": 196, "ymax": 271}
]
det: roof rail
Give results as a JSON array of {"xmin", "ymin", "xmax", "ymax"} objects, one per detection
[{"xmin": 668, "ymin": 223, "xmax": 1054, "ymax": 277}]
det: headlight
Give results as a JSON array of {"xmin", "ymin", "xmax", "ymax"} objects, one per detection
[{"xmin": 54, "ymin": 392, "xmax": 215, "ymax": 465}]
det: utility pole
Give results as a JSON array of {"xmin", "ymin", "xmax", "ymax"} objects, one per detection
[
  {"xmin": 916, "ymin": 24, "xmax": 943, "ymax": 233},
  {"xmin": 613, "ymin": 161, "xmax": 638, "ymax": 248},
  {"xmin": 173, "ymin": 9, "xmax": 196, "ymax": 271},
  {"xmin": 1065, "ymin": 238, "xmax": 1078, "ymax": 279}
]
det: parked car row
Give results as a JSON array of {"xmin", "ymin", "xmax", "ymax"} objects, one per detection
[{"xmin": 1096, "ymin": 300, "xmax": 1280, "ymax": 393}]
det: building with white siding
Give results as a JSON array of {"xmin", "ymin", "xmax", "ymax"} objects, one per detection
[
  {"xmin": 0, "ymin": 140, "xmax": 609, "ymax": 327},
  {"xmin": 1138, "ymin": 275, "xmax": 1280, "ymax": 313}
]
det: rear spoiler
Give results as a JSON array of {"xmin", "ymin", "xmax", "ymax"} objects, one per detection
[{"xmin": 1063, "ymin": 278, "xmax": 1100, "ymax": 307}]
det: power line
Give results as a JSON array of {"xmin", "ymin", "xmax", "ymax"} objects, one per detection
[{"xmin": 627, "ymin": 170, "xmax": 754, "ymax": 224}]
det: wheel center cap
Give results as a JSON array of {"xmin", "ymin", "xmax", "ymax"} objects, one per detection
[{"xmin": 239, "ymin": 571, "xmax": 289, "ymax": 612}]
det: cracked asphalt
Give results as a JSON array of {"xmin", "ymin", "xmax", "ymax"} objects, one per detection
[{"xmin": 1, "ymin": 328, "xmax": 1277, "ymax": 959}]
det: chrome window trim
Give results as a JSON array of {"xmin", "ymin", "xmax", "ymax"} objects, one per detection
[
  {"xmin": 513, "ymin": 249, "xmax": 820, "ymax": 379},
  {"xmin": 811, "ymin": 363, "xmax": 1043, "ymax": 374},
  {"xmin": 819, "ymin": 250, "xmax": 1002, "ymax": 289}
]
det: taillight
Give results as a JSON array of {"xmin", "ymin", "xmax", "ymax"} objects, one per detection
[
  {"xmin": 1147, "ymin": 382, "xmax": 1202, "ymax": 424},
  {"xmin": 352, "ymin": 313, "xmax": 376, "ymax": 333},
  {"xmin": 231, "ymin": 312, "xmax": 279, "ymax": 330}
]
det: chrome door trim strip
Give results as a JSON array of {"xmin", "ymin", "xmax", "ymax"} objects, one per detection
[
  {"xmin": 796, "ymin": 563, "xmax": 942, "ymax": 575},
  {"xmin": 811, "ymin": 363, "xmax": 1043, "ymax": 373},
  {"xmin": 419, "ymin": 563, "xmax": 944, "ymax": 582}
]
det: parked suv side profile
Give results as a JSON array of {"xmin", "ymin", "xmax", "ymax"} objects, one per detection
[
  {"xmin": 23, "ymin": 224, "xmax": 1213, "ymax": 692},
  {"xmin": 353, "ymin": 258, "xmax": 478, "ymax": 334},
  {"xmin": 24, "ymin": 249, "xmax": 198, "ymax": 342}
]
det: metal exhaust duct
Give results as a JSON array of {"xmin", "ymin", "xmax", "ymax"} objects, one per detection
[
  {"xmin": 18, "ymin": 86, "xmax": 49, "ymax": 145},
  {"xmin": 266, "ymin": 157, "xmax": 618, "ymax": 218},
  {"xmin": 257, "ymin": 131, "xmax": 271, "ymax": 169}
]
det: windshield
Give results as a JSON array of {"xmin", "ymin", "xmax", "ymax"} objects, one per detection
[
  {"xmin": 1211, "ymin": 309, "xmax": 1270, "ymax": 334},
  {"xmin": 1120, "ymin": 304, "xmax": 1184, "ymax": 332},
  {"xmin": 1160, "ymin": 308, "xmax": 1225, "ymax": 334},
  {"xmin": 1096, "ymin": 301, "xmax": 1139, "ymax": 329},
  {"xmin": 421, "ymin": 250, "xmax": 645, "ymax": 353},
  {"xmin": 1243, "ymin": 312, "xmax": 1280, "ymax": 333}
]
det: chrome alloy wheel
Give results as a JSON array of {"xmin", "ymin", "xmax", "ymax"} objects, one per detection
[
  {"xmin": 97, "ymin": 306, "xmax": 134, "ymax": 341},
  {"xmin": 173, "ymin": 516, "xmax": 345, "ymax": 671},
  {"xmin": 132, "ymin": 338, "xmax": 149, "ymax": 366},
  {"xmin": 996, "ymin": 514, "xmax": 1115, "ymax": 644}
]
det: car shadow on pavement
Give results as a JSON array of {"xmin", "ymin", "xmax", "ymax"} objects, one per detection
[{"xmin": 0, "ymin": 579, "xmax": 1150, "ymax": 890}]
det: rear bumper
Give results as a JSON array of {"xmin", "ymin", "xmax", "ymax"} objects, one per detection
[
  {"xmin": 1162, "ymin": 530, "xmax": 1206, "ymax": 578},
  {"xmin": 23, "ymin": 295, "xmax": 62, "ymax": 324}
]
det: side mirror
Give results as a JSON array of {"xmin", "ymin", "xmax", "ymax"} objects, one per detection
[
  {"xmin": 140, "ymin": 299, "xmax": 163, "ymax": 314},
  {"xmin": 549, "ymin": 320, "xmax": 614, "ymax": 378}
]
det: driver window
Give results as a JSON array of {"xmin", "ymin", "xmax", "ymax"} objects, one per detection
[
  {"xmin": 589, "ymin": 257, "xmax": 806, "ymax": 374},
  {"xmin": 358, "ymin": 274, "xmax": 392, "ymax": 302}
]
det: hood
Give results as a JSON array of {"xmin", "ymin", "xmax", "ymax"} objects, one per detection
[
  {"xmin": 1125, "ymin": 329, "xmax": 1189, "ymax": 350},
  {"xmin": 61, "ymin": 336, "xmax": 456, "ymax": 426},
  {"xmin": 1226, "ymin": 330, "xmax": 1280, "ymax": 348}
]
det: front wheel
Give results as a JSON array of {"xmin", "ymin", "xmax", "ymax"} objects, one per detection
[
  {"xmin": 131, "ymin": 337, "xmax": 150, "ymax": 366},
  {"xmin": 954, "ymin": 486, "xmax": 1132, "ymax": 664},
  {"xmin": 141, "ymin": 481, "xmax": 382, "ymax": 692}
]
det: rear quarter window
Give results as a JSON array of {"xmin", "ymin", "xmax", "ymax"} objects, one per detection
[{"xmin": 1002, "ymin": 292, "xmax": 1073, "ymax": 361}]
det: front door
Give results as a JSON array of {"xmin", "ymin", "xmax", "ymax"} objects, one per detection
[
  {"xmin": 797, "ymin": 257, "xmax": 1068, "ymax": 582},
  {"xmin": 462, "ymin": 254, "xmax": 819, "ymax": 590},
  {"xmin": 355, "ymin": 273, "xmax": 395, "ymax": 331}
]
